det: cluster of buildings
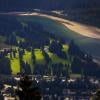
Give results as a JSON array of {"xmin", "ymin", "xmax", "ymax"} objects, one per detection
[{"xmin": 0, "ymin": 74, "xmax": 99, "ymax": 100}]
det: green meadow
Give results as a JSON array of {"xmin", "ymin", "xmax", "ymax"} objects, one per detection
[{"xmin": 7, "ymin": 45, "xmax": 69, "ymax": 74}]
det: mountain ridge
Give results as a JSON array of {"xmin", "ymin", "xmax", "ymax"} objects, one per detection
[{"xmin": 0, "ymin": 0, "xmax": 100, "ymax": 11}]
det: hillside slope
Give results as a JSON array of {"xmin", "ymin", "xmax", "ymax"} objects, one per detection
[{"xmin": 0, "ymin": 14, "xmax": 100, "ymax": 60}]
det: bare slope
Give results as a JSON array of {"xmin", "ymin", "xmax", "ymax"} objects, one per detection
[{"xmin": 18, "ymin": 12, "xmax": 100, "ymax": 39}]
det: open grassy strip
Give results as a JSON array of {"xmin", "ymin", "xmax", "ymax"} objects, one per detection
[
  {"xmin": 6, "ymin": 45, "xmax": 69, "ymax": 74},
  {"xmin": 23, "ymin": 50, "xmax": 33, "ymax": 73},
  {"xmin": 47, "ymin": 52, "xmax": 68, "ymax": 64},
  {"xmin": 10, "ymin": 58, "xmax": 20, "ymax": 74},
  {"xmin": 7, "ymin": 52, "xmax": 20, "ymax": 75},
  {"xmin": 23, "ymin": 50, "xmax": 32, "ymax": 65},
  {"xmin": 47, "ymin": 44, "xmax": 69, "ymax": 64},
  {"xmin": 8, "ymin": 50, "xmax": 33, "ymax": 74},
  {"xmin": 34, "ymin": 49, "xmax": 45, "ymax": 65},
  {"xmin": 62, "ymin": 44, "xmax": 69, "ymax": 53}
]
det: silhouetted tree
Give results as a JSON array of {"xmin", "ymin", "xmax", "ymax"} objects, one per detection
[
  {"xmin": 0, "ymin": 57, "xmax": 11, "ymax": 74},
  {"xmin": 6, "ymin": 33, "xmax": 18, "ymax": 45},
  {"xmin": 68, "ymin": 40, "xmax": 84, "ymax": 58},
  {"xmin": 16, "ymin": 76, "xmax": 42, "ymax": 100},
  {"xmin": 92, "ymin": 90, "xmax": 100, "ymax": 100}
]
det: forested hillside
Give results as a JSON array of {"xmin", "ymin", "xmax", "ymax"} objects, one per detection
[{"xmin": 0, "ymin": 15, "xmax": 100, "ymax": 78}]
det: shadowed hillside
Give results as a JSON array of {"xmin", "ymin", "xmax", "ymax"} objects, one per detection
[
  {"xmin": 0, "ymin": 0, "xmax": 100, "ymax": 11},
  {"xmin": 0, "ymin": 0, "xmax": 100, "ymax": 28}
]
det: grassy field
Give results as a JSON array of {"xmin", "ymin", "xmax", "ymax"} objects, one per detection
[
  {"xmin": 7, "ymin": 51, "xmax": 20, "ymax": 74},
  {"xmin": 48, "ymin": 52, "xmax": 68, "ymax": 64},
  {"xmin": 10, "ymin": 58, "xmax": 20, "ymax": 74},
  {"xmin": 35, "ymin": 49, "xmax": 45, "ymax": 65},
  {"xmin": 63, "ymin": 45, "xmax": 69, "ymax": 53},
  {"xmin": 6, "ymin": 45, "xmax": 69, "ymax": 74}
]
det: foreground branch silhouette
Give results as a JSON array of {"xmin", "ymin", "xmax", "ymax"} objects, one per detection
[{"xmin": 16, "ymin": 75, "xmax": 42, "ymax": 100}]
